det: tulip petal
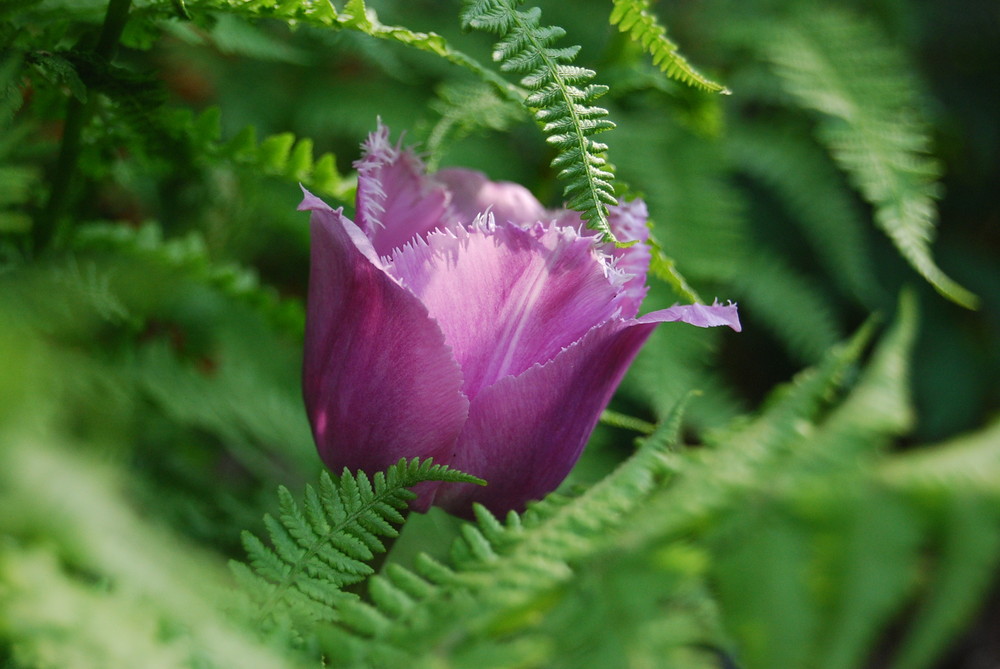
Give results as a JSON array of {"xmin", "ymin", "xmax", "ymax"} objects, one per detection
[
  {"xmin": 354, "ymin": 122, "xmax": 456, "ymax": 256},
  {"xmin": 300, "ymin": 190, "xmax": 469, "ymax": 509},
  {"xmin": 431, "ymin": 319, "xmax": 659, "ymax": 516},
  {"xmin": 434, "ymin": 168, "xmax": 548, "ymax": 226},
  {"xmin": 640, "ymin": 300, "xmax": 742, "ymax": 332},
  {"xmin": 551, "ymin": 199, "xmax": 652, "ymax": 318},
  {"xmin": 606, "ymin": 199, "xmax": 652, "ymax": 318},
  {"xmin": 387, "ymin": 220, "xmax": 623, "ymax": 400}
]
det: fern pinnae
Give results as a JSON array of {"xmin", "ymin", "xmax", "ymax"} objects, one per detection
[
  {"xmin": 610, "ymin": 0, "xmax": 729, "ymax": 94},
  {"xmin": 236, "ymin": 458, "xmax": 483, "ymax": 626},
  {"xmin": 463, "ymin": 0, "xmax": 620, "ymax": 242}
]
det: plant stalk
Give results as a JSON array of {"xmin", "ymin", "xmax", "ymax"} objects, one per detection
[{"xmin": 35, "ymin": 0, "xmax": 133, "ymax": 252}]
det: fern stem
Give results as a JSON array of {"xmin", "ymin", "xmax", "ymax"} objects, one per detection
[
  {"xmin": 506, "ymin": 7, "xmax": 614, "ymax": 239},
  {"xmin": 35, "ymin": 0, "xmax": 133, "ymax": 253},
  {"xmin": 600, "ymin": 409, "xmax": 656, "ymax": 435}
]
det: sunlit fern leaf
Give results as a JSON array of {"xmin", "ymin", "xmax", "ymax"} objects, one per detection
[
  {"xmin": 462, "ymin": 0, "xmax": 620, "ymax": 242},
  {"xmin": 609, "ymin": 0, "xmax": 729, "ymax": 94},
  {"xmin": 181, "ymin": 0, "xmax": 520, "ymax": 102},
  {"xmin": 233, "ymin": 459, "xmax": 483, "ymax": 629},
  {"xmin": 765, "ymin": 8, "xmax": 977, "ymax": 309}
]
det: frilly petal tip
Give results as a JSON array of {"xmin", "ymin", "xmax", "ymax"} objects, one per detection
[{"xmin": 298, "ymin": 185, "xmax": 335, "ymax": 213}]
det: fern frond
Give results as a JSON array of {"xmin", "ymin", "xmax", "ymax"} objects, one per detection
[
  {"xmin": 234, "ymin": 458, "xmax": 484, "ymax": 628},
  {"xmin": 765, "ymin": 8, "xmax": 977, "ymax": 308},
  {"xmin": 190, "ymin": 0, "xmax": 522, "ymax": 103},
  {"xmin": 610, "ymin": 0, "xmax": 729, "ymax": 94},
  {"xmin": 881, "ymin": 420, "xmax": 1000, "ymax": 668},
  {"xmin": 729, "ymin": 119, "xmax": 881, "ymax": 305},
  {"xmin": 462, "ymin": 0, "xmax": 620, "ymax": 242},
  {"xmin": 317, "ymin": 397, "xmax": 694, "ymax": 666}
]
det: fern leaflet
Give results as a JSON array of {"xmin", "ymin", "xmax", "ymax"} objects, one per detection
[
  {"xmin": 765, "ymin": 8, "xmax": 977, "ymax": 308},
  {"xmin": 232, "ymin": 458, "xmax": 484, "ymax": 628},
  {"xmin": 462, "ymin": 0, "xmax": 620, "ymax": 242},
  {"xmin": 610, "ymin": 0, "xmax": 729, "ymax": 94}
]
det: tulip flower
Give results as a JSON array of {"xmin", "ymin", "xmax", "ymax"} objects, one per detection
[{"xmin": 300, "ymin": 122, "xmax": 740, "ymax": 517}]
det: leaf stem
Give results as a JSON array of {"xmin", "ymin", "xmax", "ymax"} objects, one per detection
[
  {"xmin": 35, "ymin": 0, "xmax": 133, "ymax": 253},
  {"xmin": 507, "ymin": 5, "xmax": 616, "ymax": 241}
]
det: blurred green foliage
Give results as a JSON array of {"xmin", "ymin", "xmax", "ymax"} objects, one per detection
[{"xmin": 1, "ymin": 0, "xmax": 998, "ymax": 667}]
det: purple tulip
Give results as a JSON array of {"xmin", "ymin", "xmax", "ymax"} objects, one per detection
[{"xmin": 300, "ymin": 122, "xmax": 740, "ymax": 517}]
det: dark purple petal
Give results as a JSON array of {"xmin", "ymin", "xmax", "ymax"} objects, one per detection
[
  {"xmin": 431, "ymin": 319, "xmax": 660, "ymax": 516},
  {"xmin": 434, "ymin": 168, "xmax": 548, "ymax": 226},
  {"xmin": 300, "ymin": 189, "xmax": 469, "ymax": 509},
  {"xmin": 353, "ymin": 122, "xmax": 456, "ymax": 256},
  {"xmin": 386, "ymin": 220, "xmax": 622, "ymax": 400},
  {"xmin": 639, "ymin": 300, "xmax": 742, "ymax": 332}
]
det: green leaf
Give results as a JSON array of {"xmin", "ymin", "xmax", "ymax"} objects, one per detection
[
  {"xmin": 610, "ymin": 0, "xmax": 729, "ymax": 94},
  {"xmin": 234, "ymin": 459, "xmax": 483, "ymax": 629},
  {"xmin": 765, "ymin": 8, "xmax": 977, "ymax": 308}
]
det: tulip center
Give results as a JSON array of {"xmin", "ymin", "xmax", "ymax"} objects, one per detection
[{"xmin": 388, "ymin": 221, "xmax": 622, "ymax": 400}]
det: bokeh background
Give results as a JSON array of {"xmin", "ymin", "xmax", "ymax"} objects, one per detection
[{"xmin": 1, "ymin": 0, "xmax": 997, "ymax": 667}]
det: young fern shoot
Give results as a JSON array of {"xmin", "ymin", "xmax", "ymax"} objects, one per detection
[{"xmin": 462, "ymin": 0, "xmax": 620, "ymax": 243}]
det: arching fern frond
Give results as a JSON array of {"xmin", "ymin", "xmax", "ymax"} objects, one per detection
[
  {"xmin": 765, "ymin": 8, "xmax": 977, "ymax": 309},
  {"xmin": 231, "ymin": 459, "xmax": 484, "ymax": 629},
  {"xmin": 189, "ymin": 0, "xmax": 522, "ymax": 103},
  {"xmin": 729, "ymin": 119, "xmax": 881, "ymax": 306},
  {"xmin": 462, "ymin": 0, "xmax": 620, "ymax": 242},
  {"xmin": 610, "ymin": 0, "xmax": 729, "ymax": 94}
]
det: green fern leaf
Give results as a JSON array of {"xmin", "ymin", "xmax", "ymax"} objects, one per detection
[
  {"xmin": 233, "ymin": 458, "xmax": 484, "ymax": 628},
  {"xmin": 462, "ymin": 0, "xmax": 621, "ymax": 242},
  {"xmin": 610, "ymin": 0, "xmax": 729, "ymax": 94},
  {"xmin": 319, "ymin": 396, "xmax": 694, "ymax": 665},
  {"xmin": 765, "ymin": 8, "xmax": 977, "ymax": 308},
  {"xmin": 729, "ymin": 119, "xmax": 881, "ymax": 305}
]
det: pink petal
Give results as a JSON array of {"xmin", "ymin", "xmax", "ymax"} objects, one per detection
[
  {"xmin": 639, "ymin": 300, "xmax": 742, "ymax": 332},
  {"xmin": 551, "ymin": 199, "xmax": 652, "ymax": 319},
  {"xmin": 606, "ymin": 199, "xmax": 652, "ymax": 318},
  {"xmin": 353, "ymin": 122, "xmax": 456, "ymax": 257},
  {"xmin": 431, "ymin": 319, "xmax": 660, "ymax": 516},
  {"xmin": 300, "ymin": 189, "xmax": 469, "ymax": 509},
  {"xmin": 386, "ymin": 220, "xmax": 623, "ymax": 400},
  {"xmin": 434, "ymin": 167, "xmax": 549, "ymax": 226}
]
